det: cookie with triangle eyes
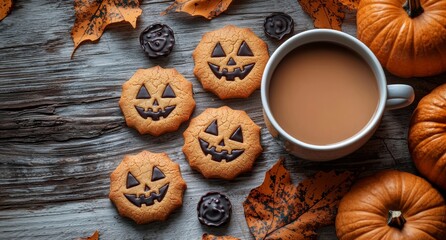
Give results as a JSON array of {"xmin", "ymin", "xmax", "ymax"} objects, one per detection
[
  {"xmin": 193, "ymin": 25, "xmax": 269, "ymax": 99},
  {"xmin": 182, "ymin": 106, "xmax": 262, "ymax": 180},
  {"xmin": 119, "ymin": 66, "xmax": 195, "ymax": 136},
  {"xmin": 109, "ymin": 150, "xmax": 187, "ymax": 224}
]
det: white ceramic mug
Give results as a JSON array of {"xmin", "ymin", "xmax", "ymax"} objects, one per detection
[{"xmin": 261, "ymin": 29, "xmax": 415, "ymax": 161}]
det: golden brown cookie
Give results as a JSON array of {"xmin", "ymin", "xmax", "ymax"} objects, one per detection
[
  {"xmin": 183, "ymin": 106, "xmax": 262, "ymax": 180},
  {"xmin": 109, "ymin": 150, "xmax": 187, "ymax": 224},
  {"xmin": 193, "ymin": 25, "xmax": 269, "ymax": 99},
  {"xmin": 202, "ymin": 233, "xmax": 241, "ymax": 240},
  {"xmin": 119, "ymin": 66, "xmax": 195, "ymax": 136}
]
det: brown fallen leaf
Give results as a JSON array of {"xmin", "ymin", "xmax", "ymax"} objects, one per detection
[
  {"xmin": 71, "ymin": 0, "xmax": 142, "ymax": 58},
  {"xmin": 0, "ymin": 0, "xmax": 13, "ymax": 21},
  {"xmin": 297, "ymin": 0, "xmax": 345, "ymax": 30},
  {"xmin": 162, "ymin": 0, "xmax": 233, "ymax": 20},
  {"xmin": 76, "ymin": 230, "xmax": 99, "ymax": 240},
  {"xmin": 243, "ymin": 158, "xmax": 356, "ymax": 240},
  {"xmin": 202, "ymin": 233, "xmax": 240, "ymax": 240},
  {"xmin": 338, "ymin": 0, "xmax": 360, "ymax": 10}
]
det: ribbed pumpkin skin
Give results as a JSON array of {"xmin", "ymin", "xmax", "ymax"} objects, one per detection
[
  {"xmin": 409, "ymin": 83, "xmax": 446, "ymax": 190},
  {"xmin": 357, "ymin": 0, "xmax": 446, "ymax": 78},
  {"xmin": 335, "ymin": 170, "xmax": 446, "ymax": 240}
]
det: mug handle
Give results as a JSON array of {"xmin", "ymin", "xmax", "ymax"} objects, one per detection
[{"xmin": 385, "ymin": 84, "xmax": 415, "ymax": 110}]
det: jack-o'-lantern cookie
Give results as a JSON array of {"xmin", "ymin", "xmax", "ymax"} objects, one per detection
[
  {"xmin": 183, "ymin": 106, "xmax": 262, "ymax": 179},
  {"xmin": 109, "ymin": 150, "xmax": 187, "ymax": 224},
  {"xmin": 193, "ymin": 25, "xmax": 269, "ymax": 99},
  {"xmin": 119, "ymin": 66, "xmax": 195, "ymax": 136}
]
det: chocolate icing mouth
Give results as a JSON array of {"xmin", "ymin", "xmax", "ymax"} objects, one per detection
[
  {"xmin": 124, "ymin": 184, "xmax": 169, "ymax": 207},
  {"xmin": 208, "ymin": 62, "xmax": 255, "ymax": 81},
  {"xmin": 135, "ymin": 106, "xmax": 175, "ymax": 121},
  {"xmin": 199, "ymin": 138, "xmax": 244, "ymax": 162}
]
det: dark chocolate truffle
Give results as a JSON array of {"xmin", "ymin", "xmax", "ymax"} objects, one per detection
[
  {"xmin": 197, "ymin": 192, "xmax": 232, "ymax": 227},
  {"xmin": 264, "ymin": 12, "xmax": 294, "ymax": 40},
  {"xmin": 139, "ymin": 23, "xmax": 175, "ymax": 58}
]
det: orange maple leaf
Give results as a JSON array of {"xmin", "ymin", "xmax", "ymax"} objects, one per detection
[
  {"xmin": 243, "ymin": 158, "xmax": 356, "ymax": 240},
  {"xmin": 76, "ymin": 230, "xmax": 99, "ymax": 240},
  {"xmin": 71, "ymin": 0, "xmax": 142, "ymax": 58},
  {"xmin": 297, "ymin": 0, "xmax": 346, "ymax": 30},
  {"xmin": 0, "ymin": 0, "xmax": 13, "ymax": 21},
  {"xmin": 338, "ymin": 0, "xmax": 360, "ymax": 10},
  {"xmin": 163, "ymin": 0, "xmax": 233, "ymax": 20}
]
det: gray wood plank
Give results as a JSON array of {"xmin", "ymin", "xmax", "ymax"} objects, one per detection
[{"xmin": 1, "ymin": 0, "xmax": 445, "ymax": 239}]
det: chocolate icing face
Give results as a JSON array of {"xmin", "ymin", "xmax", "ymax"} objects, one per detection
[
  {"xmin": 124, "ymin": 166, "xmax": 168, "ymax": 208},
  {"xmin": 207, "ymin": 41, "xmax": 255, "ymax": 81},
  {"xmin": 264, "ymin": 12, "xmax": 294, "ymax": 40},
  {"xmin": 199, "ymin": 120, "xmax": 245, "ymax": 162},
  {"xmin": 197, "ymin": 192, "xmax": 232, "ymax": 227},
  {"xmin": 134, "ymin": 84, "xmax": 176, "ymax": 121},
  {"xmin": 139, "ymin": 23, "xmax": 175, "ymax": 58}
]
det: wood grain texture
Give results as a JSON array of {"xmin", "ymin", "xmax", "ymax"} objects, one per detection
[{"xmin": 0, "ymin": 0, "xmax": 445, "ymax": 239}]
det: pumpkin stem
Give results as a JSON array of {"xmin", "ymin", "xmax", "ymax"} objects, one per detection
[
  {"xmin": 403, "ymin": 0, "xmax": 424, "ymax": 18},
  {"xmin": 387, "ymin": 210, "xmax": 406, "ymax": 229}
]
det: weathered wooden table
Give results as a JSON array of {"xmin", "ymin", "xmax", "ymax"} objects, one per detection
[{"xmin": 1, "ymin": 0, "xmax": 445, "ymax": 239}]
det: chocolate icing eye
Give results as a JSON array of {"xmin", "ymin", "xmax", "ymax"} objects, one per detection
[
  {"xmin": 161, "ymin": 84, "xmax": 176, "ymax": 98},
  {"xmin": 136, "ymin": 85, "xmax": 151, "ymax": 99},
  {"xmin": 205, "ymin": 120, "xmax": 219, "ymax": 135},
  {"xmin": 126, "ymin": 172, "xmax": 140, "ymax": 188},
  {"xmin": 237, "ymin": 41, "xmax": 254, "ymax": 56},
  {"xmin": 211, "ymin": 42, "xmax": 226, "ymax": 57},
  {"xmin": 229, "ymin": 126, "xmax": 243, "ymax": 143},
  {"xmin": 151, "ymin": 166, "xmax": 166, "ymax": 181}
]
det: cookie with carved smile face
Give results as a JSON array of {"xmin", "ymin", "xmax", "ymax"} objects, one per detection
[
  {"xmin": 183, "ymin": 106, "xmax": 262, "ymax": 180},
  {"xmin": 119, "ymin": 66, "xmax": 195, "ymax": 136},
  {"xmin": 109, "ymin": 150, "xmax": 187, "ymax": 224},
  {"xmin": 193, "ymin": 25, "xmax": 269, "ymax": 99}
]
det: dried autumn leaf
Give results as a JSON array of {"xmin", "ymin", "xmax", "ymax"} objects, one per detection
[
  {"xmin": 243, "ymin": 158, "xmax": 356, "ymax": 240},
  {"xmin": 76, "ymin": 230, "xmax": 99, "ymax": 240},
  {"xmin": 202, "ymin": 233, "xmax": 240, "ymax": 240},
  {"xmin": 163, "ymin": 0, "xmax": 233, "ymax": 20},
  {"xmin": 0, "ymin": 0, "xmax": 13, "ymax": 21},
  {"xmin": 297, "ymin": 0, "xmax": 345, "ymax": 30},
  {"xmin": 338, "ymin": 0, "xmax": 360, "ymax": 10},
  {"xmin": 71, "ymin": 0, "xmax": 142, "ymax": 58}
]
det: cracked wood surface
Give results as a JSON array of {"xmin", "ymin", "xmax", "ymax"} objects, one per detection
[{"xmin": 1, "ymin": 0, "xmax": 445, "ymax": 239}]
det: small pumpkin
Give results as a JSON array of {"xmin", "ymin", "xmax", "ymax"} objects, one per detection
[
  {"xmin": 336, "ymin": 170, "xmax": 446, "ymax": 240},
  {"xmin": 357, "ymin": 0, "xmax": 446, "ymax": 78},
  {"xmin": 409, "ymin": 83, "xmax": 446, "ymax": 190}
]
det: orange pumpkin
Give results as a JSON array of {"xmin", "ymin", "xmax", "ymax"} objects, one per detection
[
  {"xmin": 336, "ymin": 170, "xmax": 446, "ymax": 240},
  {"xmin": 357, "ymin": 0, "xmax": 446, "ymax": 78},
  {"xmin": 409, "ymin": 83, "xmax": 446, "ymax": 190}
]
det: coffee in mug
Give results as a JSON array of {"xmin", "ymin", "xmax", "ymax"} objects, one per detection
[
  {"xmin": 261, "ymin": 29, "xmax": 415, "ymax": 161},
  {"xmin": 269, "ymin": 42, "xmax": 379, "ymax": 145}
]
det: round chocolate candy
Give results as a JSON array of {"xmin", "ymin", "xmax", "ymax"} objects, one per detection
[
  {"xmin": 197, "ymin": 192, "xmax": 232, "ymax": 227},
  {"xmin": 139, "ymin": 23, "xmax": 175, "ymax": 58},
  {"xmin": 264, "ymin": 12, "xmax": 294, "ymax": 40}
]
